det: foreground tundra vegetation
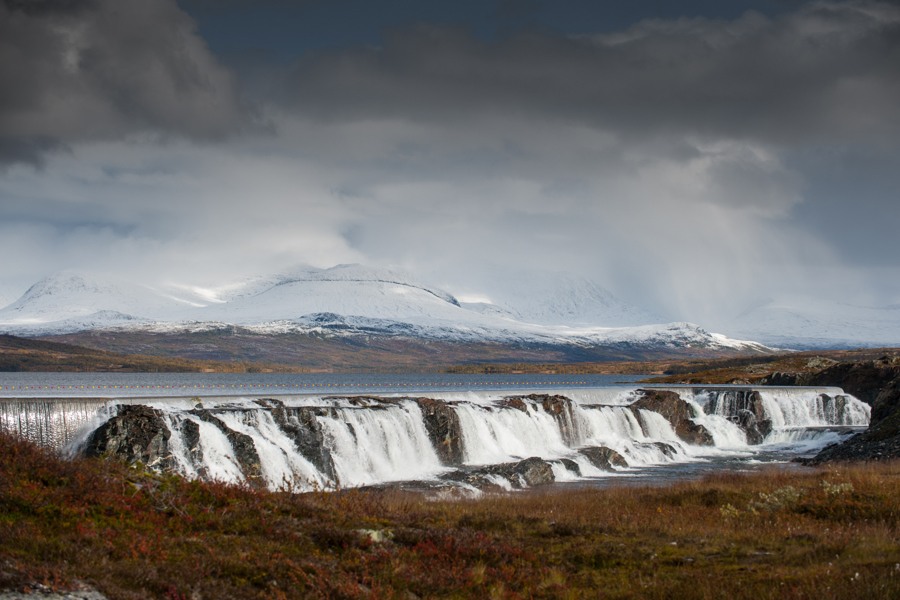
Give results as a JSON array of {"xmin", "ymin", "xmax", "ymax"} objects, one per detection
[{"xmin": 2, "ymin": 432, "xmax": 900, "ymax": 599}]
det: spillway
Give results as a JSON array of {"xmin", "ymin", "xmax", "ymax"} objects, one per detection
[{"xmin": 0, "ymin": 386, "xmax": 870, "ymax": 492}]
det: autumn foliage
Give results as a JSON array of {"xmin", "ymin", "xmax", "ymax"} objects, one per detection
[{"xmin": 3, "ymin": 430, "xmax": 900, "ymax": 598}]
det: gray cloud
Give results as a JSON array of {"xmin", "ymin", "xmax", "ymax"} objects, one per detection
[
  {"xmin": 281, "ymin": 2, "xmax": 900, "ymax": 146},
  {"xmin": 0, "ymin": 0, "xmax": 245, "ymax": 165},
  {"xmin": 1, "ymin": 0, "xmax": 898, "ymax": 331}
]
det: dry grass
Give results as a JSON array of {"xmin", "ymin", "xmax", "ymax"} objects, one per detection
[{"xmin": 2, "ymin": 430, "xmax": 900, "ymax": 599}]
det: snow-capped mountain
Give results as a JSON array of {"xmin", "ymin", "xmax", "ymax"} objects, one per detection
[
  {"xmin": 723, "ymin": 296, "xmax": 900, "ymax": 349},
  {"xmin": 0, "ymin": 266, "xmax": 769, "ymax": 353}
]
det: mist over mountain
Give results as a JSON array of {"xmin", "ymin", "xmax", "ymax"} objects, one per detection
[{"xmin": 722, "ymin": 296, "xmax": 900, "ymax": 350}]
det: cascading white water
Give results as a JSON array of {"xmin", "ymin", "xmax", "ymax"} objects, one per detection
[
  {"xmin": 454, "ymin": 402, "xmax": 571, "ymax": 465},
  {"xmin": 0, "ymin": 398, "xmax": 115, "ymax": 451},
  {"xmin": 318, "ymin": 402, "xmax": 444, "ymax": 486},
  {"xmin": 165, "ymin": 413, "xmax": 246, "ymax": 483},
  {"xmin": 756, "ymin": 389, "xmax": 870, "ymax": 428},
  {"xmin": 216, "ymin": 410, "xmax": 329, "ymax": 488},
  {"xmin": 680, "ymin": 396, "xmax": 748, "ymax": 448},
  {"xmin": 571, "ymin": 405, "xmax": 688, "ymax": 465}
]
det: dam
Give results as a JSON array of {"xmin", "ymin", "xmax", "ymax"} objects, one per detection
[{"xmin": 0, "ymin": 376, "xmax": 869, "ymax": 493}]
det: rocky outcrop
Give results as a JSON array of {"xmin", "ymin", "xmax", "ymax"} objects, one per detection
[
  {"xmin": 255, "ymin": 399, "xmax": 335, "ymax": 479},
  {"xmin": 440, "ymin": 457, "xmax": 555, "ymax": 490},
  {"xmin": 413, "ymin": 397, "xmax": 464, "ymax": 465},
  {"xmin": 502, "ymin": 394, "xmax": 580, "ymax": 445},
  {"xmin": 83, "ymin": 405, "xmax": 176, "ymax": 472},
  {"xmin": 803, "ymin": 365, "xmax": 900, "ymax": 464},
  {"xmin": 556, "ymin": 458, "xmax": 583, "ymax": 476},
  {"xmin": 758, "ymin": 356, "xmax": 900, "ymax": 411},
  {"xmin": 630, "ymin": 390, "xmax": 714, "ymax": 446},
  {"xmin": 578, "ymin": 446, "xmax": 628, "ymax": 471},
  {"xmin": 767, "ymin": 355, "xmax": 900, "ymax": 464}
]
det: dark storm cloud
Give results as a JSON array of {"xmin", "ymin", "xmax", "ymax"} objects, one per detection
[
  {"xmin": 0, "ymin": 0, "xmax": 245, "ymax": 166},
  {"xmin": 0, "ymin": 136, "xmax": 67, "ymax": 168},
  {"xmin": 282, "ymin": 2, "xmax": 900, "ymax": 147}
]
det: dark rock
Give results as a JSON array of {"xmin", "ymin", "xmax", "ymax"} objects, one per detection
[
  {"xmin": 705, "ymin": 389, "xmax": 771, "ymax": 445},
  {"xmin": 735, "ymin": 409, "xmax": 772, "ymax": 445},
  {"xmin": 178, "ymin": 418, "xmax": 209, "ymax": 479},
  {"xmin": 498, "ymin": 396, "xmax": 528, "ymax": 412},
  {"xmin": 83, "ymin": 405, "xmax": 176, "ymax": 472},
  {"xmin": 578, "ymin": 446, "xmax": 628, "ymax": 471},
  {"xmin": 255, "ymin": 399, "xmax": 335, "ymax": 479},
  {"xmin": 641, "ymin": 441, "xmax": 679, "ymax": 459},
  {"xmin": 413, "ymin": 397, "xmax": 464, "ymax": 466},
  {"xmin": 557, "ymin": 458, "xmax": 582, "ymax": 476},
  {"xmin": 440, "ymin": 457, "xmax": 555, "ymax": 490},
  {"xmin": 630, "ymin": 390, "xmax": 714, "ymax": 446},
  {"xmin": 871, "ymin": 377, "xmax": 900, "ymax": 428}
]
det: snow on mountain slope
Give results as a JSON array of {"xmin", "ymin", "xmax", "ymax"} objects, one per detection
[
  {"xmin": 0, "ymin": 271, "xmax": 205, "ymax": 325},
  {"xmin": 455, "ymin": 271, "xmax": 665, "ymax": 327},
  {"xmin": 724, "ymin": 296, "xmax": 900, "ymax": 349},
  {"xmin": 0, "ymin": 266, "xmax": 769, "ymax": 352},
  {"xmin": 201, "ymin": 265, "xmax": 466, "ymax": 325}
]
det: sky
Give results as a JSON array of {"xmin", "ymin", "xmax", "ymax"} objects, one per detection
[{"xmin": 1, "ymin": 0, "xmax": 899, "ymax": 330}]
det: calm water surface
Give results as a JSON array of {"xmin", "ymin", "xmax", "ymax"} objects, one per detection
[{"xmin": 0, "ymin": 372, "xmax": 648, "ymax": 397}]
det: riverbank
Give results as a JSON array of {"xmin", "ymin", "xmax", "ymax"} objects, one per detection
[
  {"xmin": 642, "ymin": 352, "xmax": 900, "ymax": 465},
  {"xmin": 2, "ymin": 431, "xmax": 899, "ymax": 599}
]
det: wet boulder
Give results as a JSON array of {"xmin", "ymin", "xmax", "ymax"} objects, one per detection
[
  {"xmin": 736, "ymin": 409, "xmax": 772, "ymax": 445},
  {"xmin": 578, "ymin": 446, "xmax": 628, "ymax": 471},
  {"xmin": 83, "ymin": 405, "xmax": 176, "ymax": 472},
  {"xmin": 630, "ymin": 390, "xmax": 714, "ymax": 446},
  {"xmin": 440, "ymin": 457, "xmax": 555, "ymax": 490},
  {"xmin": 556, "ymin": 458, "xmax": 582, "ymax": 476},
  {"xmin": 413, "ymin": 397, "xmax": 465, "ymax": 466}
]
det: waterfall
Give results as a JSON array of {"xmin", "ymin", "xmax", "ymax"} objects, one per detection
[
  {"xmin": 689, "ymin": 387, "xmax": 870, "ymax": 428},
  {"xmin": 318, "ymin": 403, "xmax": 444, "ymax": 486},
  {"xmin": 755, "ymin": 389, "xmax": 870, "ymax": 428},
  {"xmin": 0, "ymin": 398, "xmax": 117, "ymax": 451},
  {"xmin": 572, "ymin": 405, "xmax": 689, "ymax": 465},
  {"xmin": 454, "ymin": 402, "xmax": 571, "ymax": 465},
  {"xmin": 0, "ymin": 385, "xmax": 872, "ymax": 492}
]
